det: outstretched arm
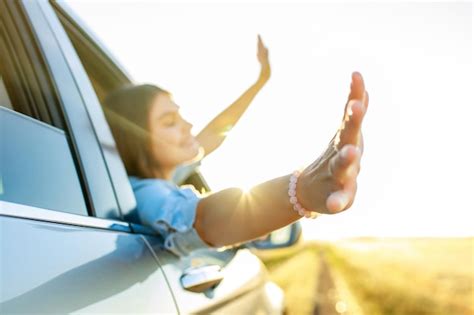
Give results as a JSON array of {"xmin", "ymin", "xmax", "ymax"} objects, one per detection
[
  {"xmin": 196, "ymin": 35, "xmax": 271, "ymax": 157},
  {"xmin": 194, "ymin": 72, "xmax": 369, "ymax": 247}
]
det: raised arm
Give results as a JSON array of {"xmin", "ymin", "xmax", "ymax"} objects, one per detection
[
  {"xmin": 196, "ymin": 35, "xmax": 271, "ymax": 157},
  {"xmin": 194, "ymin": 72, "xmax": 369, "ymax": 247}
]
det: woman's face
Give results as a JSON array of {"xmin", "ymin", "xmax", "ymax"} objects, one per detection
[{"xmin": 147, "ymin": 93, "xmax": 200, "ymax": 171}]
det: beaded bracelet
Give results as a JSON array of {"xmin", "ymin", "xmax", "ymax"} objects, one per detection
[{"xmin": 288, "ymin": 171, "xmax": 319, "ymax": 219}]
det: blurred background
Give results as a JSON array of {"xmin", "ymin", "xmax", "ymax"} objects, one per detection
[{"xmin": 66, "ymin": 1, "xmax": 473, "ymax": 314}]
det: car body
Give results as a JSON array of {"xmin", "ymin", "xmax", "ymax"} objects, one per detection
[{"xmin": 0, "ymin": 1, "xmax": 298, "ymax": 313}]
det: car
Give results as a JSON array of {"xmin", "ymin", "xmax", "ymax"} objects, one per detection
[{"xmin": 0, "ymin": 1, "xmax": 300, "ymax": 313}]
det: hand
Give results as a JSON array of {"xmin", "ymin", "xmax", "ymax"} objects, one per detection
[
  {"xmin": 256, "ymin": 35, "xmax": 271, "ymax": 83},
  {"xmin": 297, "ymin": 72, "xmax": 369, "ymax": 214}
]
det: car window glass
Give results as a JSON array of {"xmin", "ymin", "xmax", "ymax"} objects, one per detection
[{"xmin": 0, "ymin": 107, "xmax": 88, "ymax": 215}]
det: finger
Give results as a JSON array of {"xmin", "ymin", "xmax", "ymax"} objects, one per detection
[
  {"xmin": 329, "ymin": 145, "xmax": 360, "ymax": 180},
  {"xmin": 363, "ymin": 91, "xmax": 369, "ymax": 112},
  {"xmin": 344, "ymin": 72, "xmax": 366, "ymax": 114},
  {"xmin": 349, "ymin": 71, "xmax": 365, "ymax": 101},
  {"xmin": 257, "ymin": 34, "xmax": 264, "ymax": 49},
  {"xmin": 338, "ymin": 100, "xmax": 365, "ymax": 149},
  {"xmin": 342, "ymin": 181, "xmax": 358, "ymax": 211},
  {"xmin": 326, "ymin": 180, "xmax": 357, "ymax": 213},
  {"xmin": 340, "ymin": 90, "xmax": 368, "ymax": 151},
  {"xmin": 359, "ymin": 133, "xmax": 364, "ymax": 155},
  {"xmin": 326, "ymin": 190, "xmax": 350, "ymax": 213}
]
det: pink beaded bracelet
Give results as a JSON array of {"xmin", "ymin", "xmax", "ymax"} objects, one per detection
[{"xmin": 288, "ymin": 171, "xmax": 319, "ymax": 219}]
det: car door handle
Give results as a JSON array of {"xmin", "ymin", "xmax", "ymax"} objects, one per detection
[{"xmin": 180, "ymin": 265, "xmax": 224, "ymax": 293}]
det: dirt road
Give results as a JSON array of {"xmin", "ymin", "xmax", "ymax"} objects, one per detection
[
  {"xmin": 313, "ymin": 252, "xmax": 340, "ymax": 315},
  {"xmin": 313, "ymin": 251, "xmax": 362, "ymax": 315}
]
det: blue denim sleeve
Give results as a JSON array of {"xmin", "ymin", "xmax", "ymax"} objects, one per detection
[{"xmin": 129, "ymin": 176, "xmax": 211, "ymax": 256}]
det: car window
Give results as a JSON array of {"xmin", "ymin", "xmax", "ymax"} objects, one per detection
[
  {"xmin": 0, "ymin": 107, "xmax": 88, "ymax": 215},
  {"xmin": 50, "ymin": 0, "xmax": 210, "ymax": 217}
]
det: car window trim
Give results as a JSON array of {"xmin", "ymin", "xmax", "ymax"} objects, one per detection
[
  {"xmin": 47, "ymin": 0, "xmax": 138, "ymax": 219},
  {"xmin": 0, "ymin": 200, "xmax": 131, "ymax": 233},
  {"xmin": 20, "ymin": 0, "xmax": 123, "ymax": 221}
]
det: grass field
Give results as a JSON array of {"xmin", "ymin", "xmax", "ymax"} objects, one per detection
[{"xmin": 259, "ymin": 238, "xmax": 473, "ymax": 315}]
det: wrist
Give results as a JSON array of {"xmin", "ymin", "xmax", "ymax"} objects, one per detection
[{"xmin": 289, "ymin": 171, "xmax": 319, "ymax": 219}]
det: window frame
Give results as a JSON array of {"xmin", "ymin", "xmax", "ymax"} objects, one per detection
[
  {"xmin": 17, "ymin": 0, "xmax": 129, "ymax": 221},
  {"xmin": 49, "ymin": 0, "xmax": 138, "ymax": 220},
  {"xmin": 0, "ymin": 0, "xmax": 134, "ymax": 232}
]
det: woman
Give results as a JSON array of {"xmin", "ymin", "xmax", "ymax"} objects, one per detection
[{"xmin": 103, "ymin": 39, "xmax": 369, "ymax": 256}]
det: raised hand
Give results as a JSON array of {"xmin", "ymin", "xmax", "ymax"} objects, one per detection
[
  {"xmin": 298, "ymin": 72, "xmax": 369, "ymax": 214},
  {"xmin": 256, "ymin": 34, "xmax": 271, "ymax": 83}
]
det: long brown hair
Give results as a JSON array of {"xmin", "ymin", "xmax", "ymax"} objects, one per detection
[{"xmin": 102, "ymin": 84, "xmax": 170, "ymax": 178}]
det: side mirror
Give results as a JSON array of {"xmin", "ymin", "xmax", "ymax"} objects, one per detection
[{"xmin": 248, "ymin": 222, "xmax": 302, "ymax": 250}]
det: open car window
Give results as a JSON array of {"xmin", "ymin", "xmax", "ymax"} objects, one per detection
[
  {"xmin": 52, "ymin": 1, "xmax": 132, "ymax": 101},
  {"xmin": 52, "ymin": 0, "xmax": 211, "ymax": 195}
]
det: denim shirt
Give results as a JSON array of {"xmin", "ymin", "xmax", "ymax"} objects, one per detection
[{"xmin": 129, "ymin": 176, "xmax": 210, "ymax": 257}]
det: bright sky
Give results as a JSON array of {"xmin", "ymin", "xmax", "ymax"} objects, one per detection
[{"xmin": 66, "ymin": 1, "xmax": 473, "ymax": 239}]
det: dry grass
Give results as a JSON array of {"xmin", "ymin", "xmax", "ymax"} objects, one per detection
[
  {"xmin": 258, "ymin": 238, "xmax": 473, "ymax": 315},
  {"xmin": 323, "ymin": 238, "xmax": 474, "ymax": 315}
]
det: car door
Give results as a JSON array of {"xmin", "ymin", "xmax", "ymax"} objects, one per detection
[
  {"xmin": 146, "ymin": 241, "xmax": 282, "ymax": 314},
  {"xmin": 0, "ymin": 0, "xmax": 177, "ymax": 313}
]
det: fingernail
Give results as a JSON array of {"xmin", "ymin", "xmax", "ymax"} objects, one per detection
[
  {"xmin": 341, "ymin": 146, "xmax": 350, "ymax": 159},
  {"xmin": 337, "ymin": 194, "xmax": 349, "ymax": 210},
  {"xmin": 354, "ymin": 146, "xmax": 361, "ymax": 156}
]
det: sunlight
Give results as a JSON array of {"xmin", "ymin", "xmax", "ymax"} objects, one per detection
[
  {"xmin": 67, "ymin": 1, "xmax": 473, "ymax": 238},
  {"xmin": 238, "ymin": 183, "xmax": 254, "ymax": 194}
]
